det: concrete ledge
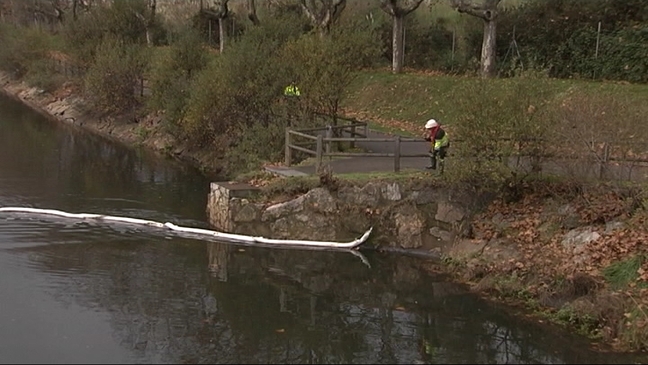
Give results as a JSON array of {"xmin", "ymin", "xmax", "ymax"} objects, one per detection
[{"xmin": 264, "ymin": 165, "xmax": 309, "ymax": 177}]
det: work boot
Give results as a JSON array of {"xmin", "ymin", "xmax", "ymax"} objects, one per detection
[{"xmin": 426, "ymin": 159, "xmax": 436, "ymax": 170}]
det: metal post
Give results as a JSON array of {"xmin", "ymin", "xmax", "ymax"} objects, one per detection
[
  {"xmin": 401, "ymin": 18, "xmax": 406, "ymax": 67},
  {"xmin": 284, "ymin": 128, "xmax": 292, "ymax": 166},
  {"xmin": 595, "ymin": 22, "xmax": 601, "ymax": 59},
  {"xmin": 451, "ymin": 28, "xmax": 456, "ymax": 71},
  {"xmin": 316, "ymin": 135, "xmax": 323, "ymax": 173},
  {"xmin": 394, "ymin": 135, "xmax": 401, "ymax": 173},
  {"xmin": 350, "ymin": 125, "xmax": 356, "ymax": 149}
]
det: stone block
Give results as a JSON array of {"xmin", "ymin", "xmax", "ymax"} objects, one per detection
[{"xmin": 435, "ymin": 202, "xmax": 465, "ymax": 223}]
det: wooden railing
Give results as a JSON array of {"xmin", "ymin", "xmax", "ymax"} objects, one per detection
[
  {"xmin": 286, "ymin": 120, "xmax": 648, "ymax": 178},
  {"xmin": 286, "ymin": 132, "xmax": 433, "ymax": 173},
  {"xmin": 285, "ymin": 114, "xmax": 433, "ymax": 173}
]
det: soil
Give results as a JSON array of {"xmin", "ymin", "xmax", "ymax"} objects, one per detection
[{"xmin": 2, "ymin": 72, "xmax": 648, "ymax": 355}]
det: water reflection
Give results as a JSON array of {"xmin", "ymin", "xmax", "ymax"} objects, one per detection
[
  {"xmin": 0, "ymin": 94, "xmax": 210, "ymax": 222},
  {"xmin": 2, "ymin": 231, "xmax": 643, "ymax": 364}
]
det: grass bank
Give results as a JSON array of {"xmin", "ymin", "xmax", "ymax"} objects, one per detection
[{"xmin": 341, "ymin": 69, "xmax": 648, "ymax": 136}]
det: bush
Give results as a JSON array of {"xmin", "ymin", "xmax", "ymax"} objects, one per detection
[
  {"xmin": 224, "ymin": 120, "xmax": 289, "ymax": 177},
  {"xmin": 0, "ymin": 24, "xmax": 54, "ymax": 77},
  {"xmin": 281, "ymin": 21, "xmax": 382, "ymax": 118},
  {"xmin": 549, "ymin": 88, "xmax": 648, "ymax": 181},
  {"xmin": 62, "ymin": 0, "xmax": 164, "ymax": 64},
  {"xmin": 497, "ymin": 0, "xmax": 648, "ymax": 83},
  {"xmin": 83, "ymin": 37, "xmax": 148, "ymax": 114},
  {"xmin": 147, "ymin": 27, "xmax": 209, "ymax": 130},
  {"xmin": 445, "ymin": 75, "xmax": 557, "ymax": 190},
  {"xmin": 181, "ymin": 14, "xmax": 303, "ymax": 149}
]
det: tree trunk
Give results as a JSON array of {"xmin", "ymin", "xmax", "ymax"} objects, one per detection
[
  {"xmin": 219, "ymin": 17, "xmax": 226, "ymax": 53},
  {"xmin": 481, "ymin": 18, "xmax": 497, "ymax": 78},
  {"xmin": 392, "ymin": 15, "xmax": 405, "ymax": 74},
  {"xmin": 379, "ymin": 0, "xmax": 424, "ymax": 74},
  {"xmin": 246, "ymin": 0, "xmax": 259, "ymax": 25},
  {"xmin": 450, "ymin": 0, "xmax": 501, "ymax": 78},
  {"xmin": 72, "ymin": 0, "xmax": 77, "ymax": 20}
]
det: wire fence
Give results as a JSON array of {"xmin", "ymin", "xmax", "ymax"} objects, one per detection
[{"xmin": 398, "ymin": 20, "xmax": 647, "ymax": 83}]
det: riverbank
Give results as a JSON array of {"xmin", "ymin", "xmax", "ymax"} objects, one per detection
[
  {"xmin": 232, "ymin": 172, "xmax": 648, "ymax": 355},
  {"xmin": 0, "ymin": 72, "xmax": 226, "ymax": 180},
  {"xmin": 2, "ymin": 70, "xmax": 648, "ymax": 355}
]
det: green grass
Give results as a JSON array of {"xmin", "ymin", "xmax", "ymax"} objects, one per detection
[
  {"xmin": 602, "ymin": 255, "xmax": 645, "ymax": 289},
  {"xmin": 342, "ymin": 70, "xmax": 648, "ymax": 134},
  {"xmin": 335, "ymin": 169, "xmax": 434, "ymax": 181}
]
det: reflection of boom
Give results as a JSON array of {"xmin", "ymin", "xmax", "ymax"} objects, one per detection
[{"xmin": 0, "ymin": 206, "xmax": 373, "ymax": 250}]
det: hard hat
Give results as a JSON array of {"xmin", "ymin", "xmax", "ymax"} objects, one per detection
[{"xmin": 425, "ymin": 119, "xmax": 439, "ymax": 129}]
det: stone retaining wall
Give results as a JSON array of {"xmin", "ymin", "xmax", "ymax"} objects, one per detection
[{"xmin": 207, "ymin": 181, "xmax": 493, "ymax": 253}]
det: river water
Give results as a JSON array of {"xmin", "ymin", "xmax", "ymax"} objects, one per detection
[{"xmin": 0, "ymin": 94, "xmax": 645, "ymax": 364}]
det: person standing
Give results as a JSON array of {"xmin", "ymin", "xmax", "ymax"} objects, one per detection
[
  {"xmin": 283, "ymin": 81, "xmax": 301, "ymax": 127},
  {"xmin": 423, "ymin": 118, "xmax": 450, "ymax": 170}
]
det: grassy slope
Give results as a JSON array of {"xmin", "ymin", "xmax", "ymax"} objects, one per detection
[{"xmin": 341, "ymin": 69, "xmax": 648, "ymax": 136}]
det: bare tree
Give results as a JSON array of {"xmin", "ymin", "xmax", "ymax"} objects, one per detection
[
  {"xmin": 201, "ymin": 0, "xmax": 229, "ymax": 52},
  {"xmin": 379, "ymin": 0, "xmax": 424, "ymax": 74},
  {"xmin": 134, "ymin": 0, "xmax": 156, "ymax": 46},
  {"xmin": 299, "ymin": 0, "xmax": 346, "ymax": 37},
  {"xmin": 246, "ymin": 0, "xmax": 259, "ymax": 25},
  {"xmin": 450, "ymin": 0, "xmax": 501, "ymax": 78}
]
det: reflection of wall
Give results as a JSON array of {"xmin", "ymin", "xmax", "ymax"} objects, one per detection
[{"xmin": 207, "ymin": 242, "xmax": 232, "ymax": 282}]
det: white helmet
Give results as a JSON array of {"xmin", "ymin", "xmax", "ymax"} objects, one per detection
[{"xmin": 425, "ymin": 119, "xmax": 439, "ymax": 129}]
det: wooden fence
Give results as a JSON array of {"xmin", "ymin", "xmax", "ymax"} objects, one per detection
[
  {"xmin": 285, "ymin": 117, "xmax": 648, "ymax": 180},
  {"xmin": 285, "ymin": 114, "xmax": 432, "ymax": 173}
]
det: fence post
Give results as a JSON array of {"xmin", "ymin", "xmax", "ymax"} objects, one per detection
[
  {"xmin": 316, "ymin": 135, "xmax": 323, "ymax": 173},
  {"xmin": 599, "ymin": 142, "xmax": 610, "ymax": 179},
  {"xmin": 350, "ymin": 124, "xmax": 356, "ymax": 149},
  {"xmin": 325, "ymin": 125, "xmax": 332, "ymax": 155},
  {"xmin": 394, "ymin": 135, "xmax": 401, "ymax": 173},
  {"xmin": 285, "ymin": 128, "xmax": 292, "ymax": 167}
]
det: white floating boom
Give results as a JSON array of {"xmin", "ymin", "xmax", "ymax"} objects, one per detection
[{"xmin": 0, "ymin": 207, "xmax": 372, "ymax": 249}]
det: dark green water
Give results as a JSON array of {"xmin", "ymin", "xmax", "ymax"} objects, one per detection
[{"xmin": 0, "ymin": 94, "xmax": 645, "ymax": 364}]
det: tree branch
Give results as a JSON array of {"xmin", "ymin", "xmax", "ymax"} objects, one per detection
[
  {"xmin": 299, "ymin": 0, "xmax": 346, "ymax": 30},
  {"xmin": 450, "ymin": 0, "xmax": 501, "ymax": 20},
  {"xmin": 246, "ymin": 0, "xmax": 260, "ymax": 25},
  {"xmin": 380, "ymin": 0, "xmax": 424, "ymax": 17}
]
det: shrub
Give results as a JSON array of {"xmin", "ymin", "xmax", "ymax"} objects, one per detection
[
  {"xmin": 280, "ymin": 21, "xmax": 382, "ymax": 119},
  {"xmin": 497, "ymin": 0, "xmax": 648, "ymax": 83},
  {"xmin": 147, "ymin": 27, "xmax": 209, "ymax": 130},
  {"xmin": 62, "ymin": 0, "xmax": 164, "ymax": 64},
  {"xmin": 0, "ymin": 24, "xmax": 54, "ymax": 77},
  {"xmin": 445, "ymin": 75, "xmax": 557, "ymax": 190},
  {"xmin": 83, "ymin": 37, "xmax": 148, "ymax": 114}
]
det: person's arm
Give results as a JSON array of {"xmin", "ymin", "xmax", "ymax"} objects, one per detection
[{"xmin": 433, "ymin": 129, "xmax": 445, "ymax": 150}]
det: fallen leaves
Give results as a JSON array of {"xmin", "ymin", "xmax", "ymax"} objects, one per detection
[{"xmin": 468, "ymin": 182, "xmax": 648, "ymax": 287}]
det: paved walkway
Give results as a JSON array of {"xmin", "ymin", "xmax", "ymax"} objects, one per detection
[
  {"xmin": 266, "ymin": 129, "xmax": 432, "ymax": 176},
  {"xmin": 264, "ymin": 128, "xmax": 648, "ymax": 182}
]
